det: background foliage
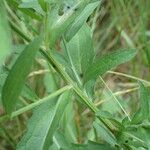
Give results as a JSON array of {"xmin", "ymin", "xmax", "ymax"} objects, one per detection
[{"xmin": 0, "ymin": 0, "xmax": 150, "ymax": 150}]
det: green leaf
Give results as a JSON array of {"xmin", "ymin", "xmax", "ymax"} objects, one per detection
[
  {"xmin": 21, "ymin": 84, "xmax": 38, "ymax": 102},
  {"xmin": 17, "ymin": 91, "xmax": 70, "ymax": 150},
  {"xmin": 0, "ymin": 67, "xmax": 8, "ymax": 102},
  {"xmin": 19, "ymin": 0, "xmax": 44, "ymax": 15},
  {"xmin": 131, "ymin": 108, "xmax": 143, "ymax": 125},
  {"xmin": 0, "ymin": 48, "xmax": 38, "ymax": 103},
  {"xmin": 0, "ymin": 0, "xmax": 11, "ymax": 66},
  {"xmin": 38, "ymin": 0, "xmax": 47, "ymax": 11},
  {"xmin": 6, "ymin": 0, "xmax": 42, "ymax": 20},
  {"xmin": 131, "ymin": 83, "xmax": 150, "ymax": 124},
  {"xmin": 43, "ymin": 91, "xmax": 70, "ymax": 150},
  {"xmin": 59, "ymin": 99, "xmax": 78, "ymax": 143},
  {"xmin": 17, "ymin": 101, "xmax": 55, "ymax": 150},
  {"xmin": 62, "ymin": 23, "xmax": 94, "ymax": 83},
  {"xmin": 118, "ymin": 131, "xmax": 148, "ymax": 149},
  {"xmin": 93, "ymin": 121, "xmax": 117, "ymax": 146},
  {"xmin": 48, "ymin": 1, "xmax": 97, "ymax": 48},
  {"xmin": 64, "ymin": 1, "xmax": 100, "ymax": 41},
  {"xmin": 50, "ymin": 131, "xmax": 71, "ymax": 150},
  {"xmin": 139, "ymin": 83, "xmax": 149, "ymax": 120},
  {"xmin": 84, "ymin": 79, "xmax": 96, "ymax": 99},
  {"xmin": 137, "ymin": 128, "xmax": 150, "ymax": 149},
  {"xmin": 84, "ymin": 49, "xmax": 137, "ymax": 82},
  {"xmin": 96, "ymin": 110, "xmax": 123, "ymax": 130},
  {"xmin": 2, "ymin": 37, "xmax": 42, "ymax": 114}
]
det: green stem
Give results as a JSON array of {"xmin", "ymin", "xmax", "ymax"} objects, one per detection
[
  {"xmin": 0, "ymin": 85, "xmax": 72, "ymax": 123},
  {"xmin": 9, "ymin": 20, "xmax": 117, "ymax": 136},
  {"xmin": 40, "ymin": 49, "xmax": 97, "ymax": 113},
  {"xmin": 9, "ymin": 19, "xmax": 31, "ymax": 42},
  {"xmin": 40, "ymin": 49, "xmax": 116, "ymax": 134}
]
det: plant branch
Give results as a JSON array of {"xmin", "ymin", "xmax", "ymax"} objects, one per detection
[
  {"xmin": 8, "ymin": 20, "xmax": 118, "ymax": 136},
  {"xmin": 0, "ymin": 85, "xmax": 72, "ymax": 123}
]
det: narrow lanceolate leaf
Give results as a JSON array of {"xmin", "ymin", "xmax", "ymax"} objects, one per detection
[
  {"xmin": 2, "ymin": 37, "xmax": 42, "ymax": 114},
  {"xmin": 17, "ymin": 92, "xmax": 70, "ymax": 150},
  {"xmin": 93, "ymin": 121, "xmax": 117, "ymax": 146},
  {"xmin": 64, "ymin": 1, "xmax": 100, "ymax": 41},
  {"xmin": 0, "ymin": 0, "xmax": 11, "ymax": 66},
  {"xmin": 63, "ymin": 23, "xmax": 94, "ymax": 82},
  {"xmin": 43, "ymin": 91, "xmax": 70, "ymax": 150},
  {"xmin": 6, "ymin": 0, "xmax": 42, "ymax": 20},
  {"xmin": 139, "ymin": 83, "xmax": 149, "ymax": 120},
  {"xmin": 19, "ymin": 0, "xmax": 44, "ymax": 15},
  {"xmin": 38, "ymin": 0, "xmax": 47, "ymax": 11},
  {"xmin": 131, "ymin": 83, "xmax": 150, "ymax": 124},
  {"xmin": 84, "ymin": 49, "xmax": 137, "ymax": 83},
  {"xmin": 17, "ymin": 101, "xmax": 55, "ymax": 150},
  {"xmin": 48, "ymin": 0, "xmax": 97, "ymax": 48}
]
